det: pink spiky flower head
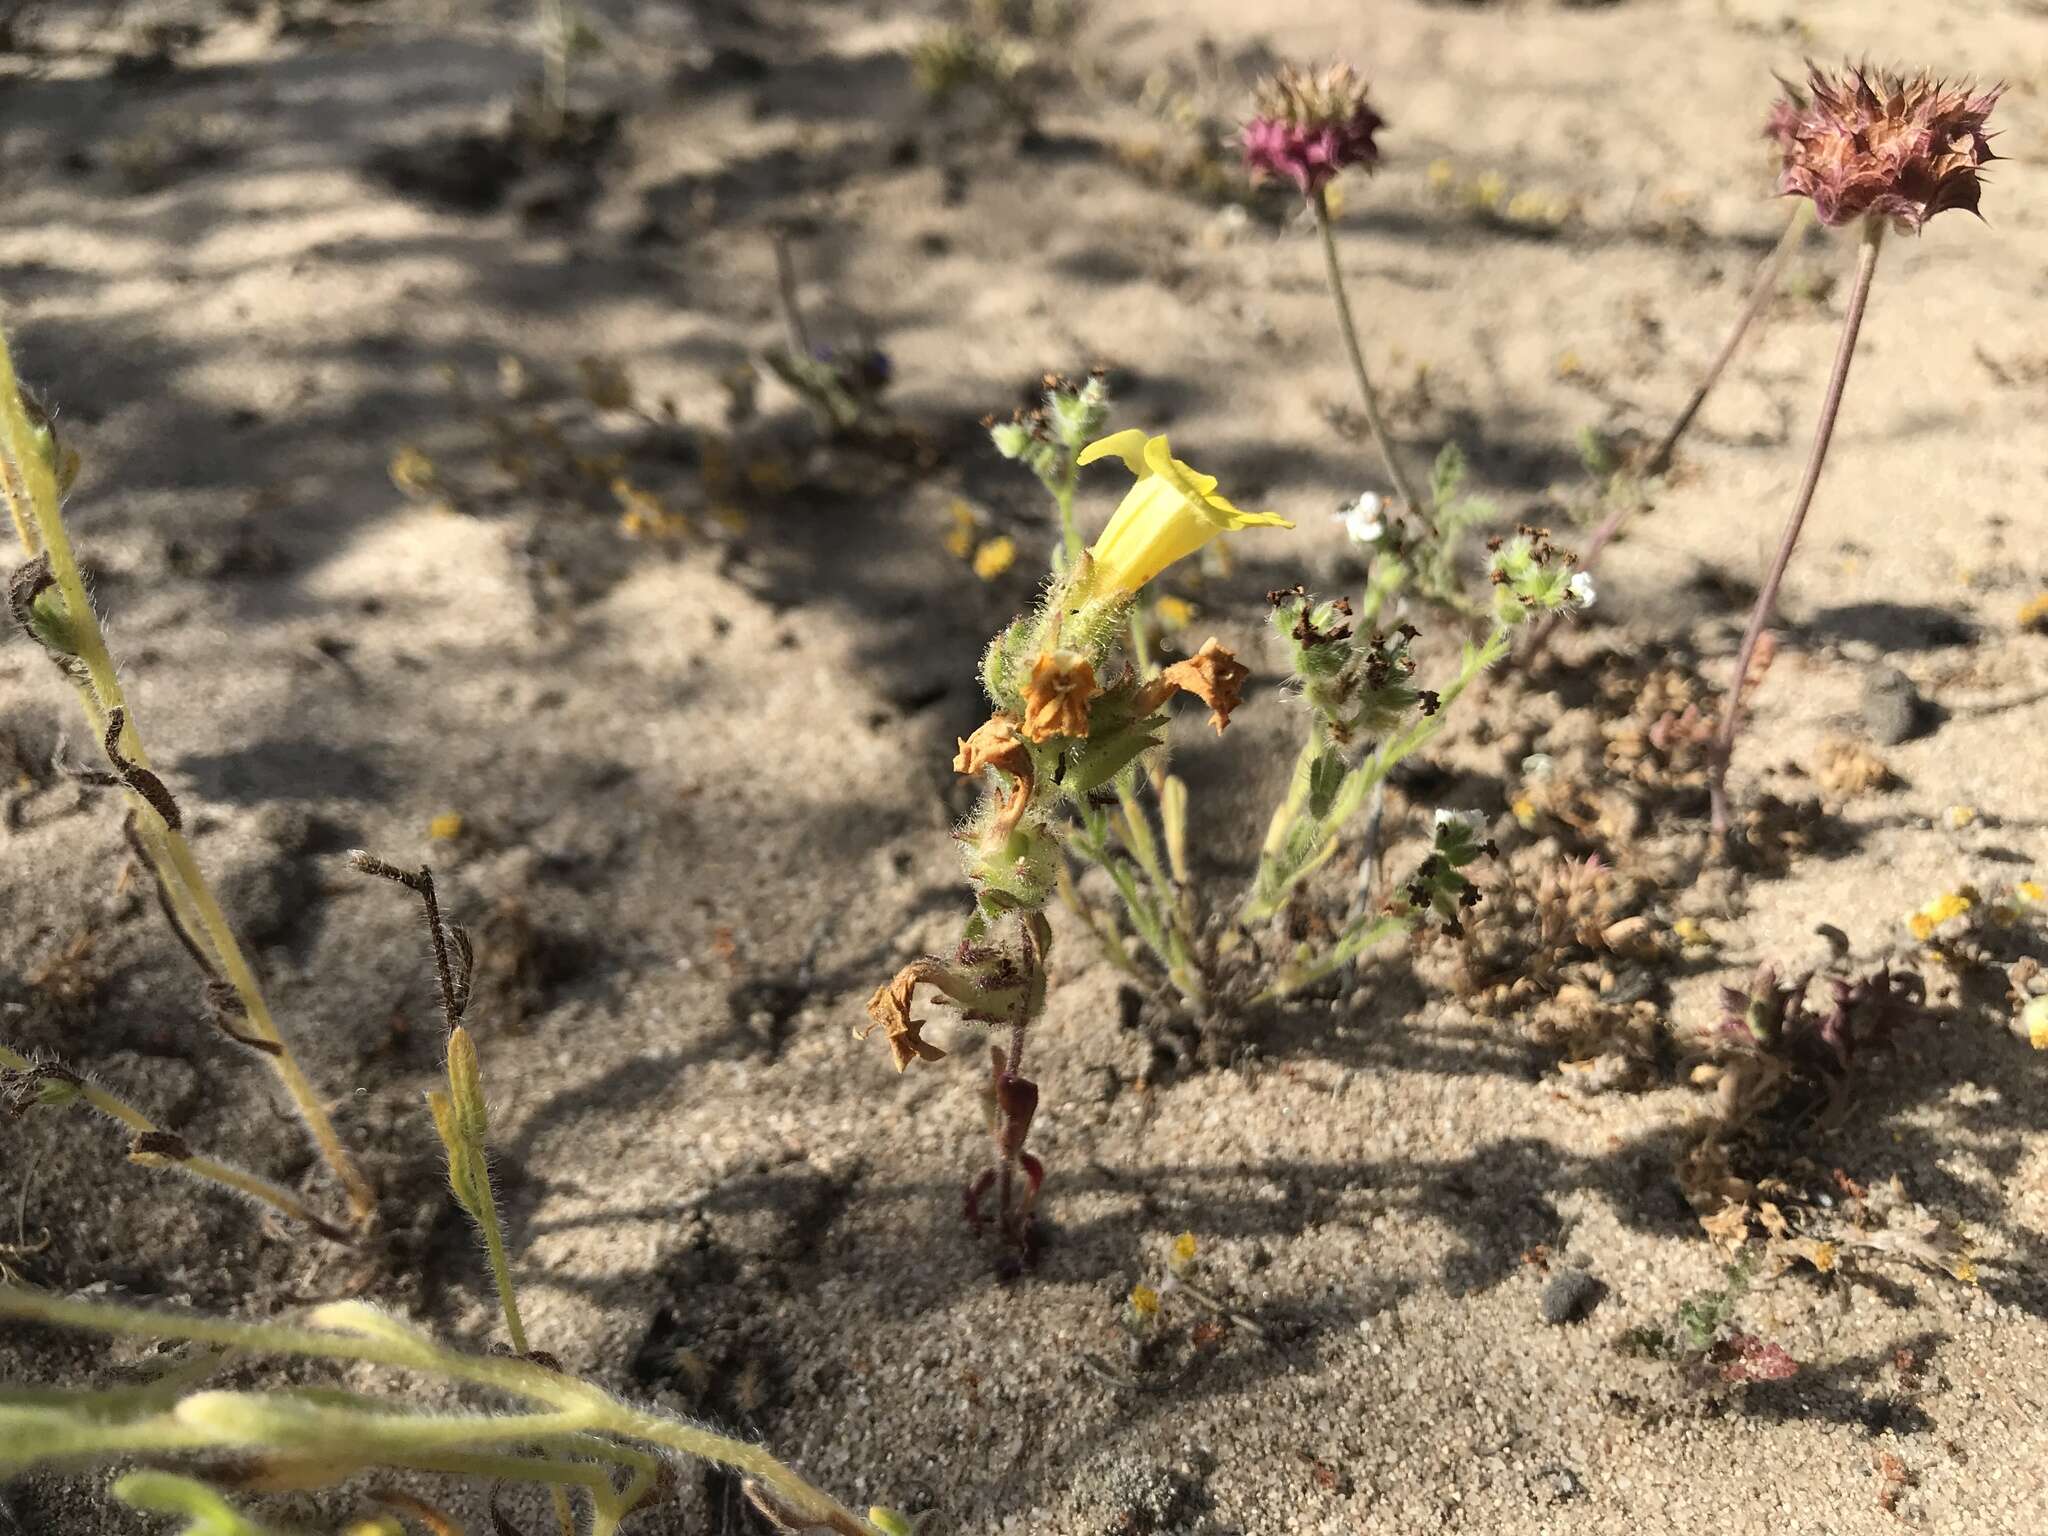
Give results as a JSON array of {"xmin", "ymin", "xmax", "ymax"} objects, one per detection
[
  {"xmin": 1243, "ymin": 63, "xmax": 1384, "ymax": 200},
  {"xmin": 1768, "ymin": 63, "xmax": 2003, "ymax": 232}
]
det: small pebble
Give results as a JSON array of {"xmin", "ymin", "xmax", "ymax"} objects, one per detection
[
  {"xmin": 1861, "ymin": 666, "xmax": 1926, "ymax": 745},
  {"xmin": 1540, "ymin": 1267, "xmax": 1602, "ymax": 1325}
]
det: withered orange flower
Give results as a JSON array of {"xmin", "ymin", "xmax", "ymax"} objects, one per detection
[
  {"xmin": 1021, "ymin": 650, "xmax": 1101, "ymax": 742},
  {"xmin": 859, "ymin": 961, "xmax": 953, "ymax": 1072},
  {"xmin": 953, "ymin": 712, "xmax": 1030, "ymax": 779},
  {"xmin": 1769, "ymin": 63, "xmax": 2002, "ymax": 231},
  {"xmin": 981, "ymin": 774, "xmax": 1034, "ymax": 850},
  {"xmin": 1138, "ymin": 638, "xmax": 1252, "ymax": 734},
  {"xmin": 955, "ymin": 712, "xmax": 1036, "ymax": 849}
]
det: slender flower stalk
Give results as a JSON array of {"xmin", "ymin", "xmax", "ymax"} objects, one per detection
[
  {"xmin": 1709, "ymin": 217, "xmax": 1884, "ymax": 839},
  {"xmin": 1313, "ymin": 188, "xmax": 1426, "ymax": 518},
  {"xmin": 1638, "ymin": 202, "xmax": 1812, "ymax": 486},
  {"xmin": 0, "ymin": 323, "xmax": 375, "ymax": 1227},
  {"xmin": 1521, "ymin": 202, "xmax": 1810, "ymax": 671},
  {"xmin": 1242, "ymin": 63, "xmax": 1425, "ymax": 519},
  {"xmin": 1711, "ymin": 62, "xmax": 2000, "ymax": 843}
]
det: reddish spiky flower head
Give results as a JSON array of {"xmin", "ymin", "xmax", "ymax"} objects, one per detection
[
  {"xmin": 1768, "ymin": 63, "xmax": 2003, "ymax": 232},
  {"xmin": 1243, "ymin": 63, "xmax": 1384, "ymax": 199}
]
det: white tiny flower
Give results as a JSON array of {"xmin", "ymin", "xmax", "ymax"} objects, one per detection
[
  {"xmin": 1567, "ymin": 570, "xmax": 1597, "ymax": 610},
  {"xmin": 1335, "ymin": 492, "xmax": 1385, "ymax": 546},
  {"xmin": 1433, "ymin": 807, "xmax": 1486, "ymax": 836}
]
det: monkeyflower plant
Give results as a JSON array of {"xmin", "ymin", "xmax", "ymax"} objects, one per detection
[
  {"xmin": 862, "ymin": 377, "xmax": 1586, "ymax": 1262},
  {"xmin": 1708, "ymin": 62, "xmax": 2001, "ymax": 842}
]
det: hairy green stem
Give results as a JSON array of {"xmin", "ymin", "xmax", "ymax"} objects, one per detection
[
  {"xmin": 1248, "ymin": 625, "xmax": 1509, "ymax": 920},
  {"xmin": 1254, "ymin": 912, "xmax": 1412, "ymax": 1004},
  {"xmin": 0, "ymin": 1288, "xmax": 880, "ymax": 1535},
  {"xmin": 1106, "ymin": 785, "xmax": 1206, "ymax": 1008},
  {"xmin": 1053, "ymin": 474, "xmax": 1082, "ymax": 568},
  {"xmin": 1056, "ymin": 857, "xmax": 1145, "ymax": 982},
  {"xmin": 0, "ymin": 1045, "xmax": 351, "ymax": 1244}
]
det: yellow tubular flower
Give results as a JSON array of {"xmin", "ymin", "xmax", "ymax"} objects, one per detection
[{"xmin": 1078, "ymin": 430, "xmax": 1292, "ymax": 594}]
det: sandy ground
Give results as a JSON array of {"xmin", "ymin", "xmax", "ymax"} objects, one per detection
[{"xmin": 3, "ymin": 0, "xmax": 2048, "ymax": 1532}]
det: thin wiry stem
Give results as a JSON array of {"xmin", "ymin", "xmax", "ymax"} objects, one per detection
[
  {"xmin": 1710, "ymin": 217, "xmax": 1885, "ymax": 843},
  {"xmin": 1522, "ymin": 203, "xmax": 1811, "ymax": 672},
  {"xmin": 0, "ymin": 1045, "xmax": 352, "ymax": 1244},
  {"xmin": 1311, "ymin": 188, "xmax": 1426, "ymax": 519},
  {"xmin": 1641, "ymin": 201, "xmax": 1811, "ymax": 483},
  {"xmin": 771, "ymin": 230, "xmax": 812, "ymax": 359},
  {"xmin": 0, "ymin": 323, "xmax": 375, "ymax": 1227}
]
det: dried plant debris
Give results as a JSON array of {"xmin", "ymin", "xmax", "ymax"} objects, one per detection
[
  {"xmin": 1905, "ymin": 880, "xmax": 2047, "ymax": 976},
  {"xmin": 1443, "ymin": 844, "xmax": 1669, "ymax": 1084},
  {"xmin": 1810, "ymin": 736, "xmax": 1898, "ymax": 800},
  {"xmin": 1679, "ymin": 1139, "xmax": 1978, "ymax": 1285}
]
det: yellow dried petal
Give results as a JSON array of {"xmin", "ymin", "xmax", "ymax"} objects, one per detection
[
  {"xmin": 2024, "ymin": 997, "xmax": 2048, "ymax": 1050},
  {"xmin": 944, "ymin": 499, "xmax": 977, "ymax": 559},
  {"xmin": 389, "ymin": 445, "xmax": 437, "ymax": 498},
  {"xmin": 972, "ymin": 536, "xmax": 1017, "ymax": 580}
]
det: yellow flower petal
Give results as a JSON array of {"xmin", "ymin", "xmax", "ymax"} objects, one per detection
[
  {"xmin": 1077, "ymin": 428, "xmax": 1150, "ymax": 475},
  {"xmin": 1142, "ymin": 432, "xmax": 1221, "ymax": 500},
  {"xmin": 1079, "ymin": 428, "xmax": 1292, "ymax": 593}
]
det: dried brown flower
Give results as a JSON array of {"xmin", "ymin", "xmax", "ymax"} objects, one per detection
[
  {"xmin": 1137, "ymin": 637, "xmax": 1252, "ymax": 734},
  {"xmin": 1021, "ymin": 650, "xmax": 1100, "ymax": 742},
  {"xmin": 953, "ymin": 712, "xmax": 1031, "ymax": 780},
  {"xmin": 1770, "ymin": 64, "xmax": 2003, "ymax": 231},
  {"xmin": 859, "ymin": 961, "xmax": 955, "ymax": 1072}
]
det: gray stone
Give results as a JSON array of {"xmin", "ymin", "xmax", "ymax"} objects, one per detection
[
  {"xmin": 1860, "ymin": 666, "xmax": 1925, "ymax": 746},
  {"xmin": 1540, "ymin": 1267, "xmax": 1602, "ymax": 1325}
]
